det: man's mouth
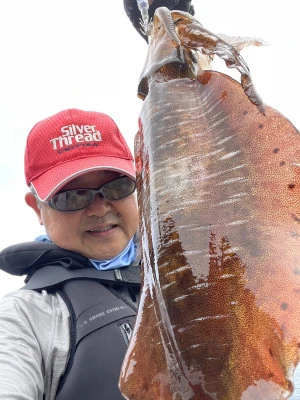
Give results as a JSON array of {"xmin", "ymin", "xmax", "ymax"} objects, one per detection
[{"xmin": 87, "ymin": 225, "xmax": 116, "ymax": 233}]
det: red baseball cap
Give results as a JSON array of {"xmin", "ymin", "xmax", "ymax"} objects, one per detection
[{"xmin": 25, "ymin": 108, "xmax": 135, "ymax": 201}]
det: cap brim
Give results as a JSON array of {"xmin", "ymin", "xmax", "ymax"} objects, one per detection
[{"xmin": 30, "ymin": 155, "xmax": 136, "ymax": 201}]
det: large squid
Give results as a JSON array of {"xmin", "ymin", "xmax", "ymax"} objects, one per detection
[{"xmin": 120, "ymin": 7, "xmax": 300, "ymax": 399}]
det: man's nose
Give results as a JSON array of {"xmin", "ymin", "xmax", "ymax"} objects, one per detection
[{"xmin": 84, "ymin": 194, "xmax": 112, "ymax": 217}]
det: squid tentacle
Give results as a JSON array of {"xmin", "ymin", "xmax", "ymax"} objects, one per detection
[
  {"xmin": 151, "ymin": 8, "xmax": 265, "ymax": 112},
  {"xmin": 176, "ymin": 18, "xmax": 265, "ymax": 112}
]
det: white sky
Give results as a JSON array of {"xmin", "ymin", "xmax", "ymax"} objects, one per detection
[{"xmin": 0, "ymin": 0, "xmax": 299, "ymax": 294}]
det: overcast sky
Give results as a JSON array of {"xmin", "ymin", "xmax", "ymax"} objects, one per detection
[{"xmin": 0, "ymin": 0, "xmax": 299, "ymax": 294}]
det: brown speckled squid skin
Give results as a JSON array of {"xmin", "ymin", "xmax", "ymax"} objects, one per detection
[{"xmin": 120, "ymin": 8, "xmax": 300, "ymax": 400}]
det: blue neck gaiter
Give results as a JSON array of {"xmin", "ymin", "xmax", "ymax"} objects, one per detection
[{"xmin": 35, "ymin": 234, "xmax": 136, "ymax": 271}]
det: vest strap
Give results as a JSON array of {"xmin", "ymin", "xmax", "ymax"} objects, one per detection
[{"xmin": 23, "ymin": 262, "xmax": 140, "ymax": 290}]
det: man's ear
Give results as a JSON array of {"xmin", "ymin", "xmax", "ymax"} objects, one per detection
[{"xmin": 25, "ymin": 192, "xmax": 43, "ymax": 225}]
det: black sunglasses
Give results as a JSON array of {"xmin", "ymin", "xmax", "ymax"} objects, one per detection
[{"xmin": 46, "ymin": 176, "xmax": 136, "ymax": 212}]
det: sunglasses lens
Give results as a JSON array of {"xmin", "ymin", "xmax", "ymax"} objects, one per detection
[
  {"xmin": 49, "ymin": 176, "xmax": 136, "ymax": 211},
  {"xmin": 102, "ymin": 176, "xmax": 136, "ymax": 200},
  {"xmin": 51, "ymin": 189, "xmax": 93, "ymax": 211}
]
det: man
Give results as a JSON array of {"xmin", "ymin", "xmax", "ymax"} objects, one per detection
[
  {"xmin": 0, "ymin": 1, "xmax": 196, "ymax": 396},
  {"xmin": 0, "ymin": 108, "xmax": 140, "ymax": 399}
]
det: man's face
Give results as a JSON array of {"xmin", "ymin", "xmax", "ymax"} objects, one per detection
[{"xmin": 27, "ymin": 170, "xmax": 139, "ymax": 260}]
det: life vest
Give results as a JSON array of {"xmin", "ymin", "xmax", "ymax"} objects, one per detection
[{"xmin": 0, "ymin": 241, "xmax": 141, "ymax": 400}]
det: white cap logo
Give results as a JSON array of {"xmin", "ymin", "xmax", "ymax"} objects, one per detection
[{"xmin": 49, "ymin": 124, "xmax": 102, "ymax": 152}]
